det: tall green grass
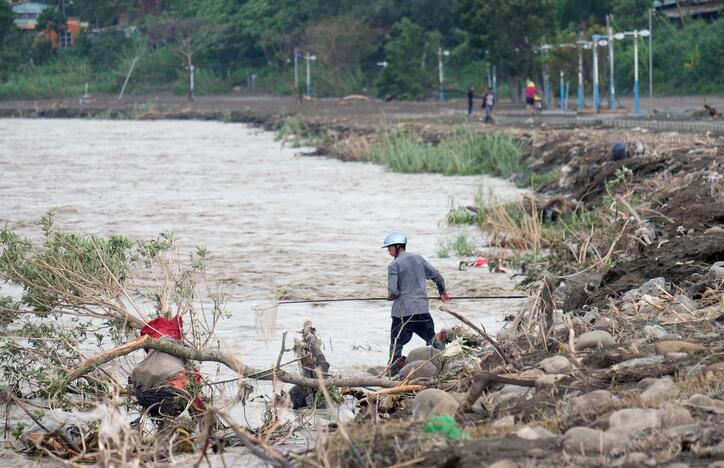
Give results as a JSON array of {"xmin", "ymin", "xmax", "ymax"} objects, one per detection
[
  {"xmin": 0, "ymin": 56, "xmax": 119, "ymax": 100},
  {"xmin": 369, "ymin": 127, "xmax": 521, "ymax": 177}
]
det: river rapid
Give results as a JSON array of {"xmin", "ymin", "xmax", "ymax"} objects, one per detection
[{"xmin": 0, "ymin": 118, "xmax": 523, "ymax": 464}]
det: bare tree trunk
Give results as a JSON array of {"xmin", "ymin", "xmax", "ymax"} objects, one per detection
[
  {"xmin": 67, "ymin": 335, "xmax": 399, "ymax": 389},
  {"xmin": 508, "ymin": 77, "xmax": 517, "ymax": 103},
  {"xmin": 186, "ymin": 52, "xmax": 194, "ymax": 102}
]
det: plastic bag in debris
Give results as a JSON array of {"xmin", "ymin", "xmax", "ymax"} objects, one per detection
[
  {"xmin": 20, "ymin": 405, "xmax": 107, "ymax": 446},
  {"xmin": 422, "ymin": 415, "xmax": 469, "ymax": 441},
  {"xmin": 611, "ymin": 141, "xmax": 626, "ymax": 161}
]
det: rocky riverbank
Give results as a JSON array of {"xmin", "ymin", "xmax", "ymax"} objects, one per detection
[{"xmin": 2, "ymin": 98, "xmax": 722, "ymax": 467}]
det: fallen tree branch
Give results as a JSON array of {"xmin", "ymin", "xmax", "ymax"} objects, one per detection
[
  {"xmin": 439, "ymin": 304, "xmax": 511, "ymax": 366},
  {"xmin": 462, "ymin": 371, "xmax": 537, "ymax": 410},
  {"xmin": 367, "ymin": 385, "xmax": 425, "ymax": 397},
  {"xmin": 66, "ymin": 336, "xmax": 399, "ymax": 389}
]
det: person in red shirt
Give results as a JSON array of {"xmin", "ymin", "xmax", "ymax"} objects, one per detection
[
  {"xmin": 525, "ymin": 81, "xmax": 538, "ymax": 114},
  {"xmin": 130, "ymin": 316, "xmax": 206, "ymax": 429}
]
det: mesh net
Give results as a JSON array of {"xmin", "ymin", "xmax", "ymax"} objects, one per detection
[{"xmin": 253, "ymin": 303, "xmax": 279, "ymax": 342}]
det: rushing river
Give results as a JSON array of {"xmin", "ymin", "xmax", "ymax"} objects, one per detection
[{"xmin": 0, "ymin": 118, "xmax": 523, "ymax": 464}]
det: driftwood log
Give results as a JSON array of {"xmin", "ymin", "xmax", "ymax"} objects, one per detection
[{"xmin": 67, "ymin": 334, "xmax": 399, "ymax": 389}]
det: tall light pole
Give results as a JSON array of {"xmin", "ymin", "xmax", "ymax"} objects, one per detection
[
  {"xmin": 438, "ymin": 47, "xmax": 450, "ymax": 102},
  {"xmin": 536, "ymin": 44, "xmax": 553, "ymax": 110},
  {"xmin": 293, "ymin": 47, "xmax": 299, "ymax": 92},
  {"xmin": 591, "ymin": 35, "xmax": 606, "ymax": 113},
  {"xmin": 648, "ymin": 8, "xmax": 654, "ymax": 117},
  {"xmin": 560, "ymin": 71, "xmax": 565, "ymax": 110},
  {"xmin": 544, "ymin": 72, "xmax": 551, "ymax": 110},
  {"xmin": 633, "ymin": 30, "xmax": 640, "ymax": 114},
  {"xmin": 607, "ymin": 15, "xmax": 616, "ymax": 111},
  {"xmin": 618, "ymin": 29, "xmax": 650, "ymax": 115},
  {"xmin": 305, "ymin": 52, "xmax": 316, "ymax": 98},
  {"xmin": 492, "ymin": 65, "xmax": 497, "ymax": 100},
  {"xmin": 576, "ymin": 41, "xmax": 585, "ymax": 112}
]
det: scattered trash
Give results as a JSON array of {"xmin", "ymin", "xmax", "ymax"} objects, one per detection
[{"xmin": 422, "ymin": 415, "xmax": 469, "ymax": 441}]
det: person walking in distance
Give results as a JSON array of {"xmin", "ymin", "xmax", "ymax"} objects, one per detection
[
  {"xmin": 482, "ymin": 86, "xmax": 496, "ymax": 123},
  {"xmin": 525, "ymin": 81, "xmax": 539, "ymax": 114},
  {"xmin": 382, "ymin": 231, "xmax": 448, "ymax": 374}
]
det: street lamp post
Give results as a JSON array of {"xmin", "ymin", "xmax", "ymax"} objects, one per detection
[
  {"xmin": 304, "ymin": 52, "xmax": 317, "ymax": 98},
  {"xmin": 560, "ymin": 71, "xmax": 565, "ymax": 110},
  {"xmin": 589, "ymin": 35, "xmax": 608, "ymax": 113},
  {"xmin": 293, "ymin": 47, "xmax": 299, "ymax": 91},
  {"xmin": 492, "ymin": 65, "xmax": 497, "ymax": 100},
  {"xmin": 592, "ymin": 36, "xmax": 601, "ymax": 113},
  {"xmin": 617, "ymin": 29, "xmax": 650, "ymax": 115},
  {"xmin": 438, "ymin": 48, "xmax": 450, "ymax": 102},
  {"xmin": 607, "ymin": 15, "xmax": 616, "ymax": 111},
  {"xmin": 535, "ymin": 44, "xmax": 554, "ymax": 110},
  {"xmin": 633, "ymin": 30, "xmax": 640, "ymax": 115},
  {"xmin": 576, "ymin": 42, "xmax": 584, "ymax": 112}
]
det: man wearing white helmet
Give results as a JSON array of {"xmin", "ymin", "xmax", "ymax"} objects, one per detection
[{"xmin": 382, "ymin": 231, "xmax": 449, "ymax": 374}]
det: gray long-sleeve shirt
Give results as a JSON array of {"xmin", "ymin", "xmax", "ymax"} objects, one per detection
[{"xmin": 387, "ymin": 250, "xmax": 446, "ymax": 318}]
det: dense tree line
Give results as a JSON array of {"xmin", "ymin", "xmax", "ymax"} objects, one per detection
[{"xmin": 0, "ymin": 0, "xmax": 721, "ymax": 100}]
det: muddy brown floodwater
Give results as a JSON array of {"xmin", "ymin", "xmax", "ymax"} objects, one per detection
[{"xmin": 0, "ymin": 118, "xmax": 524, "ymax": 464}]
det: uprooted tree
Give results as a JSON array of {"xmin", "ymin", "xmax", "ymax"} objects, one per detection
[{"xmin": 0, "ymin": 214, "xmax": 398, "ymax": 463}]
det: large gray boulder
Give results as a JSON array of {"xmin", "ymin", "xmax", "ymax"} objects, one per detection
[
  {"xmin": 565, "ymin": 390, "xmax": 618, "ymax": 418},
  {"xmin": 640, "ymin": 376, "xmax": 677, "ymax": 404},
  {"xmin": 538, "ymin": 355, "xmax": 573, "ymax": 374},
  {"xmin": 563, "ymin": 427, "xmax": 627, "ymax": 454},
  {"xmin": 575, "ymin": 330, "xmax": 615, "ymax": 350},
  {"xmin": 412, "ymin": 389, "xmax": 459, "ymax": 420},
  {"xmin": 406, "ymin": 346, "xmax": 442, "ymax": 367},
  {"xmin": 608, "ymin": 408, "xmax": 662, "ymax": 436},
  {"xmin": 398, "ymin": 360, "xmax": 437, "ymax": 381}
]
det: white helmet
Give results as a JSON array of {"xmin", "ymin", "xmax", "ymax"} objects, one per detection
[{"xmin": 382, "ymin": 231, "xmax": 407, "ymax": 248}]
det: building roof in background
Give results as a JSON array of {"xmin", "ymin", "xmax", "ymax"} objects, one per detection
[
  {"xmin": 653, "ymin": 0, "xmax": 723, "ymax": 19},
  {"xmin": 11, "ymin": 1, "xmax": 51, "ymax": 30}
]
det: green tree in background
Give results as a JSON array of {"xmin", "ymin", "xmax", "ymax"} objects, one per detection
[
  {"xmin": 67, "ymin": 0, "xmax": 136, "ymax": 28},
  {"xmin": 36, "ymin": 7, "xmax": 66, "ymax": 34},
  {"xmin": 611, "ymin": 0, "xmax": 650, "ymax": 30},
  {"xmin": 457, "ymin": 0, "xmax": 556, "ymax": 101},
  {"xmin": 303, "ymin": 18, "xmax": 380, "ymax": 95},
  {"xmin": 556, "ymin": 0, "xmax": 612, "ymax": 29},
  {"xmin": 376, "ymin": 19, "xmax": 439, "ymax": 100},
  {"xmin": 0, "ymin": 2, "xmax": 23, "ymax": 78}
]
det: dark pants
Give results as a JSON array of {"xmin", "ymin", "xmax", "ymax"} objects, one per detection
[
  {"xmin": 390, "ymin": 313, "xmax": 442, "ymax": 360},
  {"xmin": 484, "ymin": 104, "xmax": 494, "ymax": 123},
  {"xmin": 136, "ymin": 386, "xmax": 185, "ymax": 420},
  {"xmin": 467, "ymin": 101, "xmax": 473, "ymax": 115}
]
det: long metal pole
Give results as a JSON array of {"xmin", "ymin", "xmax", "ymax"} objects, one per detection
[
  {"xmin": 607, "ymin": 15, "xmax": 616, "ymax": 111},
  {"xmin": 577, "ymin": 46, "xmax": 584, "ymax": 112},
  {"xmin": 560, "ymin": 71, "xmax": 565, "ymax": 110},
  {"xmin": 492, "ymin": 65, "xmax": 497, "ymax": 100},
  {"xmin": 633, "ymin": 31, "xmax": 640, "ymax": 115},
  {"xmin": 438, "ymin": 47, "xmax": 445, "ymax": 102},
  {"xmin": 593, "ymin": 42, "xmax": 600, "ymax": 113},
  {"xmin": 118, "ymin": 56, "xmax": 139, "ymax": 101},
  {"xmin": 305, "ymin": 52, "xmax": 311, "ymax": 97},
  {"xmin": 293, "ymin": 47, "xmax": 299, "ymax": 91},
  {"xmin": 544, "ymin": 72, "xmax": 551, "ymax": 110},
  {"xmin": 189, "ymin": 64, "xmax": 195, "ymax": 99},
  {"xmin": 277, "ymin": 295, "xmax": 527, "ymax": 305},
  {"xmin": 649, "ymin": 9, "xmax": 654, "ymax": 117}
]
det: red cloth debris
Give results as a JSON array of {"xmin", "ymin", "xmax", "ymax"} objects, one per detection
[
  {"xmin": 473, "ymin": 258, "xmax": 489, "ymax": 268},
  {"xmin": 141, "ymin": 315, "xmax": 183, "ymax": 341}
]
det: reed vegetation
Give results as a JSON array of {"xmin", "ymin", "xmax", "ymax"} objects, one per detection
[{"xmin": 369, "ymin": 128, "xmax": 521, "ymax": 177}]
